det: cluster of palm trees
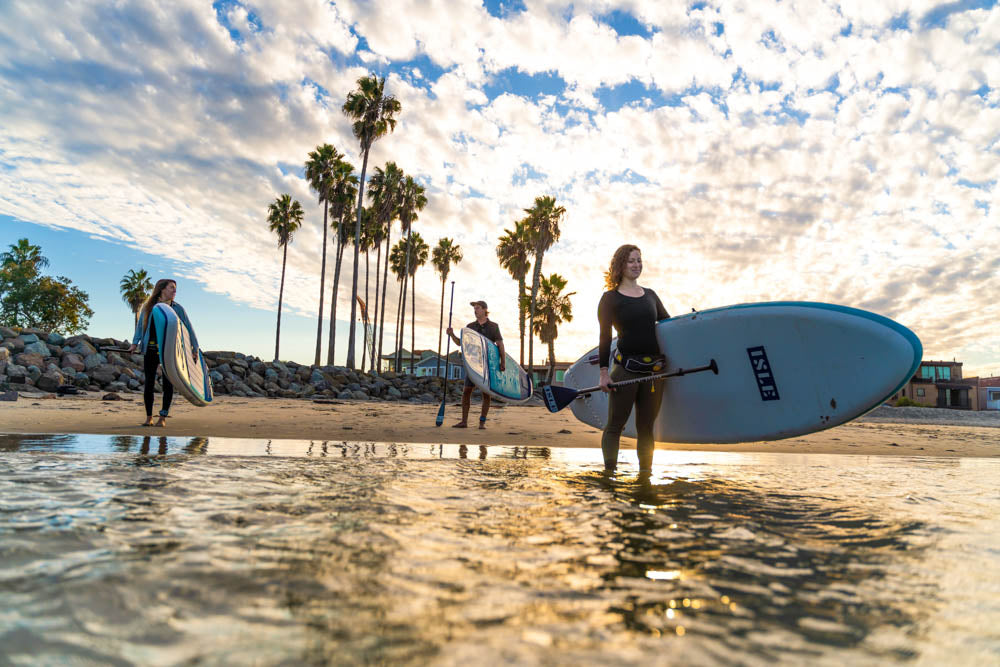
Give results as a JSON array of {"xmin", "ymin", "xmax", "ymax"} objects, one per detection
[
  {"xmin": 267, "ymin": 73, "xmax": 464, "ymax": 373},
  {"xmin": 496, "ymin": 196, "xmax": 575, "ymax": 383},
  {"xmin": 120, "ymin": 268, "xmax": 153, "ymax": 324}
]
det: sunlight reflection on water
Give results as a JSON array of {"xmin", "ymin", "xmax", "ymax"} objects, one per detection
[{"xmin": 0, "ymin": 433, "xmax": 998, "ymax": 665}]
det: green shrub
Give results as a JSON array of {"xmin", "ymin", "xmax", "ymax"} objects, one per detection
[{"xmin": 894, "ymin": 396, "xmax": 931, "ymax": 407}]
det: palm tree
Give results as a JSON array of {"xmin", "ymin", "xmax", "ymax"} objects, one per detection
[
  {"xmin": 394, "ymin": 175, "xmax": 427, "ymax": 371},
  {"xmin": 326, "ymin": 160, "xmax": 358, "ymax": 366},
  {"xmin": 367, "ymin": 162, "xmax": 404, "ymax": 367},
  {"xmin": 305, "ymin": 143, "xmax": 344, "ymax": 366},
  {"xmin": 407, "ymin": 232, "xmax": 429, "ymax": 374},
  {"xmin": 1, "ymin": 238, "xmax": 48, "ymax": 274},
  {"xmin": 530, "ymin": 273, "xmax": 575, "ymax": 384},
  {"xmin": 267, "ymin": 194, "xmax": 303, "ymax": 361},
  {"xmin": 119, "ymin": 268, "xmax": 153, "ymax": 323},
  {"xmin": 523, "ymin": 196, "xmax": 566, "ymax": 376},
  {"xmin": 342, "ymin": 73, "xmax": 401, "ymax": 369},
  {"xmin": 388, "ymin": 239, "xmax": 409, "ymax": 372},
  {"xmin": 432, "ymin": 238, "xmax": 463, "ymax": 379},
  {"xmin": 359, "ymin": 205, "xmax": 379, "ymax": 372},
  {"xmin": 496, "ymin": 219, "xmax": 532, "ymax": 366}
]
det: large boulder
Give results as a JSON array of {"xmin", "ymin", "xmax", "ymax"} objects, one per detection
[
  {"xmin": 6, "ymin": 337, "xmax": 25, "ymax": 353},
  {"xmin": 61, "ymin": 353, "xmax": 86, "ymax": 372},
  {"xmin": 13, "ymin": 352, "xmax": 45, "ymax": 369},
  {"xmin": 6, "ymin": 363, "xmax": 28, "ymax": 383},
  {"xmin": 0, "ymin": 327, "xmax": 18, "ymax": 339},
  {"xmin": 47, "ymin": 332, "xmax": 66, "ymax": 346},
  {"xmin": 90, "ymin": 365, "xmax": 118, "ymax": 385},
  {"xmin": 18, "ymin": 334, "xmax": 39, "ymax": 345},
  {"xmin": 84, "ymin": 353, "xmax": 105, "ymax": 371},
  {"xmin": 0, "ymin": 347, "xmax": 9, "ymax": 363},
  {"xmin": 36, "ymin": 370, "xmax": 65, "ymax": 392}
]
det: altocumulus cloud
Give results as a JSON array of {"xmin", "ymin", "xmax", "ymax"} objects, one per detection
[{"xmin": 0, "ymin": 0, "xmax": 998, "ymax": 372}]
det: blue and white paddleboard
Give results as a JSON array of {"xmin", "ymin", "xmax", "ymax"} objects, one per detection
[
  {"xmin": 564, "ymin": 301, "xmax": 921, "ymax": 444},
  {"xmin": 460, "ymin": 327, "xmax": 533, "ymax": 404},
  {"xmin": 152, "ymin": 303, "xmax": 213, "ymax": 407}
]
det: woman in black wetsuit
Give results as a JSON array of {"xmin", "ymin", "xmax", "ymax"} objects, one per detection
[
  {"xmin": 598, "ymin": 244, "xmax": 669, "ymax": 471},
  {"xmin": 127, "ymin": 279, "xmax": 199, "ymax": 427}
]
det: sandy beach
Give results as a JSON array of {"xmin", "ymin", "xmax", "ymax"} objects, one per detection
[{"xmin": 2, "ymin": 393, "xmax": 998, "ymax": 458}]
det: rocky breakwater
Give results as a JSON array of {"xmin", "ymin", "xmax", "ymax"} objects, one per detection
[{"xmin": 0, "ymin": 327, "xmax": 465, "ymax": 403}]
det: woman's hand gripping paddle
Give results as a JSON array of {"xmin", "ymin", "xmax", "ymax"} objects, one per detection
[
  {"xmin": 435, "ymin": 281, "xmax": 456, "ymax": 426},
  {"xmin": 541, "ymin": 359, "xmax": 719, "ymax": 413}
]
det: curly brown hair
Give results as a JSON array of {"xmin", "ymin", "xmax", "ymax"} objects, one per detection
[{"xmin": 604, "ymin": 244, "xmax": 641, "ymax": 290}]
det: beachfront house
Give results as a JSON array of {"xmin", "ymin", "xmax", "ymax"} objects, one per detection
[
  {"xmin": 379, "ymin": 349, "xmax": 465, "ymax": 380},
  {"xmin": 979, "ymin": 376, "xmax": 1000, "ymax": 411},
  {"xmin": 526, "ymin": 360, "xmax": 574, "ymax": 386},
  {"xmin": 893, "ymin": 360, "xmax": 981, "ymax": 410}
]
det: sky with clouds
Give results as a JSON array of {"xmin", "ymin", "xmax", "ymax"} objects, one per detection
[{"xmin": 1, "ymin": 0, "xmax": 998, "ymax": 375}]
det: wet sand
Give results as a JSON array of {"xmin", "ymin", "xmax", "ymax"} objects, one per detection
[{"xmin": 2, "ymin": 393, "xmax": 998, "ymax": 458}]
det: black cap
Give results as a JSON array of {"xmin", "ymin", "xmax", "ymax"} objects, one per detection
[{"xmin": 470, "ymin": 300, "xmax": 488, "ymax": 310}]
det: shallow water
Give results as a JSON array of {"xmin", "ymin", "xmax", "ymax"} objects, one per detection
[{"xmin": 1, "ymin": 434, "xmax": 998, "ymax": 665}]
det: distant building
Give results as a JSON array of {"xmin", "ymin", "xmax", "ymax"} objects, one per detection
[
  {"xmin": 379, "ymin": 349, "xmax": 465, "ymax": 380},
  {"xmin": 893, "ymin": 360, "xmax": 981, "ymax": 410},
  {"xmin": 979, "ymin": 376, "xmax": 1000, "ymax": 411}
]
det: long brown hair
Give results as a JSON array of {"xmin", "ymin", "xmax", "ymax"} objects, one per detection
[
  {"xmin": 138, "ymin": 279, "xmax": 176, "ymax": 329},
  {"xmin": 604, "ymin": 244, "xmax": 640, "ymax": 290}
]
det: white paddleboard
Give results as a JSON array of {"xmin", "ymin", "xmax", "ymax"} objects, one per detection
[
  {"xmin": 460, "ymin": 327, "xmax": 533, "ymax": 404},
  {"xmin": 152, "ymin": 303, "xmax": 213, "ymax": 407},
  {"xmin": 564, "ymin": 301, "xmax": 921, "ymax": 444}
]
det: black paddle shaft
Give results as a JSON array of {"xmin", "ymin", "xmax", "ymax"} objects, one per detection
[{"xmin": 577, "ymin": 359, "xmax": 719, "ymax": 396}]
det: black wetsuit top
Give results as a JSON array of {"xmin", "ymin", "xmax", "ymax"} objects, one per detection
[
  {"xmin": 467, "ymin": 319, "xmax": 502, "ymax": 343},
  {"xmin": 597, "ymin": 289, "xmax": 669, "ymax": 368}
]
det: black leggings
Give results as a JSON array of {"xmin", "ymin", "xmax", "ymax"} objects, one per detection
[
  {"xmin": 143, "ymin": 347, "xmax": 173, "ymax": 418},
  {"xmin": 601, "ymin": 364, "xmax": 664, "ymax": 471}
]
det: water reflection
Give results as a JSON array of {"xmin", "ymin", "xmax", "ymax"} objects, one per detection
[
  {"xmin": 0, "ymin": 435, "xmax": 996, "ymax": 664},
  {"xmin": 580, "ymin": 471, "xmax": 930, "ymax": 658}
]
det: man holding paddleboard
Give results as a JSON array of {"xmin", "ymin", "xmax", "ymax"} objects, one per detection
[
  {"xmin": 446, "ymin": 300, "xmax": 506, "ymax": 429},
  {"xmin": 598, "ymin": 245, "xmax": 670, "ymax": 472}
]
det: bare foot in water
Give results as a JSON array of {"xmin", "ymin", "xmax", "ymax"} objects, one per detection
[{"xmin": 452, "ymin": 421, "xmax": 468, "ymax": 428}]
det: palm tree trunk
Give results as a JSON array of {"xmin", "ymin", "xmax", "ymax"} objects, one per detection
[
  {"xmin": 436, "ymin": 276, "xmax": 445, "ymax": 379},
  {"xmin": 395, "ymin": 233, "xmax": 410, "ymax": 372},
  {"xmin": 548, "ymin": 340, "xmax": 556, "ymax": 384},
  {"xmin": 410, "ymin": 269, "xmax": 416, "ymax": 375},
  {"xmin": 394, "ymin": 274, "xmax": 405, "ymax": 372},
  {"xmin": 371, "ymin": 243, "xmax": 381, "ymax": 373},
  {"xmin": 314, "ymin": 200, "xmax": 329, "ymax": 366},
  {"xmin": 346, "ymin": 150, "xmax": 370, "ymax": 369},
  {"xmin": 528, "ymin": 254, "xmax": 543, "ymax": 379},
  {"xmin": 518, "ymin": 276, "xmax": 526, "ymax": 366},
  {"xmin": 327, "ymin": 219, "xmax": 345, "ymax": 365},
  {"xmin": 377, "ymin": 233, "xmax": 391, "ymax": 364},
  {"xmin": 274, "ymin": 244, "xmax": 288, "ymax": 362},
  {"xmin": 362, "ymin": 250, "xmax": 370, "ymax": 372}
]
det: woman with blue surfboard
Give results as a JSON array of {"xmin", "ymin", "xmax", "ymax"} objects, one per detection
[
  {"xmin": 129, "ymin": 279, "xmax": 201, "ymax": 426},
  {"xmin": 598, "ymin": 245, "xmax": 669, "ymax": 472}
]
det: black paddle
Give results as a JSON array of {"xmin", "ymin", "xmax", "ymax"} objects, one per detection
[
  {"xmin": 100, "ymin": 346, "xmax": 133, "ymax": 353},
  {"xmin": 435, "ymin": 281, "xmax": 456, "ymax": 426},
  {"xmin": 541, "ymin": 359, "xmax": 719, "ymax": 413}
]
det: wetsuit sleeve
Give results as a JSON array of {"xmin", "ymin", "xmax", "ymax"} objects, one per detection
[
  {"xmin": 132, "ymin": 311, "xmax": 146, "ymax": 346},
  {"xmin": 598, "ymin": 291, "xmax": 614, "ymax": 369},
  {"xmin": 651, "ymin": 290, "xmax": 669, "ymax": 320}
]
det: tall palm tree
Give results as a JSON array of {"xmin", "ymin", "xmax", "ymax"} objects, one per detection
[
  {"xmin": 394, "ymin": 175, "xmax": 426, "ymax": 371},
  {"xmin": 523, "ymin": 196, "xmax": 566, "ymax": 376},
  {"xmin": 496, "ymin": 219, "xmax": 532, "ymax": 366},
  {"xmin": 388, "ymin": 239, "xmax": 409, "ymax": 372},
  {"xmin": 367, "ymin": 162, "xmax": 404, "ymax": 366},
  {"xmin": 431, "ymin": 238, "xmax": 463, "ymax": 379},
  {"xmin": 359, "ymin": 205, "xmax": 379, "ymax": 372},
  {"xmin": 530, "ymin": 273, "xmax": 575, "ymax": 384},
  {"xmin": 267, "ymin": 194, "xmax": 303, "ymax": 361},
  {"xmin": 326, "ymin": 160, "xmax": 358, "ymax": 366},
  {"xmin": 407, "ymin": 232, "xmax": 429, "ymax": 374},
  {"xmin": 305, "ymin": 143, "xmax": 344, "ymax": 366},
  {"xmin": 342, "ymin": 73, "xmax": 401, "ymax": 369},
  {"xmin": 119, "ymin": 268, "xmax": 153, "ymax": 324}
]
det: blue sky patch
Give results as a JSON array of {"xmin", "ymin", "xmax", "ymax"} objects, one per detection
[
  {"xmin": 595, "ymin": 79, "xmax": 670, "ymax": 112},
  {"xmin": 483, "ymin": 67, "xmax": 565, "ymax": 102},
  {"xmin": 597, "ymin": 9, "xmax": 655, "ymax": 38},
  {"xmin": 482, "ymin": 0, "xmax": 527, "ymax": 19}
]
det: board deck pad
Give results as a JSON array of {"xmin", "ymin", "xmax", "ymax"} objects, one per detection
[
  {"xmin": 564, "ymin": 301, "xmax": 921, "ymax": 444},
  {"xmin": 461, "ymin": 328, "xmax": 533, "ymax": 404}
]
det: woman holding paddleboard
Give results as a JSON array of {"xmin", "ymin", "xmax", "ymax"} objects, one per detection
[
  {"xmin": 598, "ymin": 245, "xmax": 670, "ymax": 471},
  {"xmin": 128, "ymin": 279, "xmax": 200, "ymax": 427}
]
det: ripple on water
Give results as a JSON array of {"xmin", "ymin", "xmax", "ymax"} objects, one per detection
[{"xmin": 0, "ymin": 437, "xmax": 998, "ymax": 665}]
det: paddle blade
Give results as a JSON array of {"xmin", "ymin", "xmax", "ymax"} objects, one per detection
[
  {"xmin": 435, "ymin": 400, "xmax": 445, "ymax": 426},
  {"xmin": 541, "ymin": 384, "xmax": 582, "ymax": 413}
]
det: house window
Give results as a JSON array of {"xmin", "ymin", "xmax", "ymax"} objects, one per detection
[
  {"xmin": 916, "ymin": 388, "xmax": 925, "ymax": 397},
  {"xmin": 556, "ymin": 370, "xmax": 565, "ymax": 382},
  {"xmin": 990, "ymin": 390, "xmax": 1000, "ymax": 401}
]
